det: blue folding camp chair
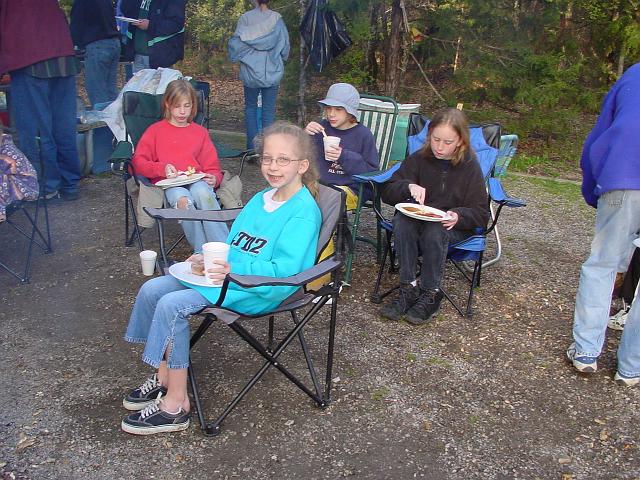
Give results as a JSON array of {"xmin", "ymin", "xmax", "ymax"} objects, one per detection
[{"xmin": 356, "ymin": 118, "xmax": 526, "ymax": 317}]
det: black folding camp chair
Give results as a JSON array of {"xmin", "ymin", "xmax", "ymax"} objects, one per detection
[
  {"xmin": 357, "ymin": 118, "xmax": 525, "ymax": 317},
  {"xmin": 145, "ymin": 184, "xmax": 347, "ymax": 435},
  {"xmin": 0, "ymin": 134, "xmax": 52, "ymax": 284}
]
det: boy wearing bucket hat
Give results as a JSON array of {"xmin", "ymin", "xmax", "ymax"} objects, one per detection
[{"xmin": 305, "ymin": 83, "xmax": 378, "ymax": 209}]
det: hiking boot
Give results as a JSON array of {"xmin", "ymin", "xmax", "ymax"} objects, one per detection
[
  {"xmin": 405, "ymin": 288, "xmax": 444, "ymax": 325},
  {"xmin": 121, "ymin": 399, "xmax": 190, "ymax": 435},
  {"xmin": 380, "ymin": 284, "xmax": 419, "ymax": 321},
  {"xmin": 123, "ymin": 374, "xmax": 168, "ymax": 411},
  {"xmin": 566, "ymin": 343, "xmax": 598, "ymax": 373},
  {"xmin": 614, "ymin": 371, "xmax": 640, "ymax": 387}
]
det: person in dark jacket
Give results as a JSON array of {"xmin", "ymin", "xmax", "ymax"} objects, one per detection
[
  {"xmin": 0, "ymin": 0, "xmax": 81, "ymax": 200},
  {"xmin": 379, "ymin": 108, "xmax": 489, "ymax": 325},
  {"xmin": 70, "ymin": 0, "xmax": 121, "ymax": 107},
  {"xmin": 119, "ymin": 0, "xmax": 186, "ymax": 72}
]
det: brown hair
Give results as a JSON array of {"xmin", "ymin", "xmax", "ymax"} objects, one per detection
[
  {"xmin": 423, "ymin": 107, "xmax": 472, "ymax": 166},
  {"xmin": 161, "ymin": 79, "xmax": 198, "ymax": 123},
  {"xmin": 254, "ymin": 121, "xmax": 320, "ymax": 199}
]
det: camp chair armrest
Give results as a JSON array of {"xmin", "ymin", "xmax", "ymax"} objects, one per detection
[
  {"xmin": 353, "ymin": 162, "xmax": 402, "ymax": 185},
  {"xmin": 488, "ymin": 178, "xmax": 526, "ymax": 208},
  {"xmin": 110, "ymin": 141, "xmax": 133, "ymax": 164},
  {"xmin": 225, "ymin": 258, "xmax": 342, "ymax": 289},
  {"xmin": 144, "ymin": 207, "xmax": 243, "ymax": 223},
  {"xmin": 136, "ymin": 175, "xmax": 154, "ymax": 187}
]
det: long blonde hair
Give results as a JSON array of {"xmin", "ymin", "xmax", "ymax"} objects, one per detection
[
  {"xmin": 254, "ymin": 121, "xmax": 320, "ymax": 199},
  {"xmin": 161, "ymin": 79, "xmax": 198, "ymax": 123},
  {"xmin": 423, "ymin": 108, "xmax": 472, "ymax": 166}
]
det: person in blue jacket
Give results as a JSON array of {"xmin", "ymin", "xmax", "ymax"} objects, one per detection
[
  {"xmin": 120, "ymin": 121, "xmax": 322, "ymax": 435},
  {"xmin": 566, "ymin": 62, "xmax": 640, "ymax": 387},
  {"xmin": 119, "ymin": 0, "xmax": 186, "ymax": 72},
  {"xmin": 228, "ymin": 0, "xmax": 290, "ymax": 150}
]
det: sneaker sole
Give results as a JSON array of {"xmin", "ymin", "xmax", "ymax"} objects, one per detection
[
  {"xmin": 123, "ymin": 398, "xmax": 157, "ymax": 411},
  {"xmin": 121, "ymin": 418, "xmax": 190, "ymax": 435},
  {"xmin": 614, "ymin": 373, "xmax": 640, "ymax": 387},
  {"xmin": 572, "ymin": 359, "xmax": 597, "ymax": 373}
]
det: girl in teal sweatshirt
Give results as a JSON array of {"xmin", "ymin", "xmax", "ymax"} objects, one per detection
[{"xmin": 121, "ymin": 122, "xmax": 321, "ymax": 435}]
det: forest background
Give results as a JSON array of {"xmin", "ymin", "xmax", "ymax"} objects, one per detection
[{"xmin": 60, "ymin": 0, "xmax": 640, "ymax": 179}]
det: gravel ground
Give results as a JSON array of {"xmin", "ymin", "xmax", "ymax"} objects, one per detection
[{"xmin": 1, "ymin": 159, "xmax": 639, "ymax": 480}]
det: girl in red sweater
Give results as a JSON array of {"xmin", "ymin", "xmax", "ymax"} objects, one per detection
[{"xmin": 132, "ymin": 79, "xmax": 228, "ymax": 252}]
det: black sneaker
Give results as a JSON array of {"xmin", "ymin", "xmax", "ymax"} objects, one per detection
[
  {"xmin": 123, "ymin": 374, "xmax": 168, "ymax": 411},
  {"xmin": 405, "ymin": 288, "xmax": 444, "ymax": 325},
  {"xmin": 121, "ymin": 400, "xmax": 190, "ymax": 435},
  {"xmin": 380, "ymin": 284, "xmax": 419, "ymax": 321}
]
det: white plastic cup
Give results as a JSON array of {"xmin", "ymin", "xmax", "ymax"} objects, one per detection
[
  {"xmin": 139, "ymin": 250, "xmax": 157, "ymax": 276},
  {"xmin": 322, "ymin": 136, "xmax": 341, "ymax": 161},
  {"xmin": 202, "ymin": 242, "xmax": 230, "ymax": 285}
]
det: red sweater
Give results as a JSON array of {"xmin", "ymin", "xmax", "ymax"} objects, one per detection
[{"xmin": 132, "ymin": 120, "xmax": 222, "ymax": 186}]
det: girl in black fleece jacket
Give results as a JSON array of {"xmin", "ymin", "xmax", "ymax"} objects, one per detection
[{"xmin": 379, "ymin": 108, "xmax": 489, "ymax": 325}]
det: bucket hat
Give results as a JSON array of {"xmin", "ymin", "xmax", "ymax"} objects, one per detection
[{"xmin": 318, "ymin": 83, "xmax": 360, "ymax": 118}]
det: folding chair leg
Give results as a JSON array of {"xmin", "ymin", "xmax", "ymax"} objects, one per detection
[
  {"xmin": 371, "ymin": 230, "xmax": 392, "ymax": 303},
  {"xmin": 482, "ymin": 203, "xmax": 502, "ymax": 268}
]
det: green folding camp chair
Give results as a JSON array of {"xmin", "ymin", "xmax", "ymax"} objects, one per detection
[{"xmin": 343, "ymin": 94, "xmax": 399, "ymax": 284}]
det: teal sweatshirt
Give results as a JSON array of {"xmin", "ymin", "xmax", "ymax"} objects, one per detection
[{"xmin": 185, "ymin": 186, "xmax": 321, "ymax": 315}]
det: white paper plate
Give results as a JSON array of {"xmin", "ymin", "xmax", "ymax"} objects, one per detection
[
  {"xmin": 169, "ymin": 261, "xmax": 221, "ymax": 288},
  {"xmin": 395, "ymin": 203, "xmax": 451, "ymax": 222},
  {"xmin": 155, "ymin": 173, "xmax": 206, "ymax": 188},
  {"xmin": 115, "ymin": 16, "xmax": 140, "ymax": 23}
]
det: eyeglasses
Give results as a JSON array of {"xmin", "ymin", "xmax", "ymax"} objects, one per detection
[{"xmin": 258, "ymin": 155, "xmax": 302, "ymax": 166}]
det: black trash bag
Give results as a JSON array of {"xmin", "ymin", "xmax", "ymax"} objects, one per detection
[{"xmin": 300, "ymin": 0, "xmax": 352, "ymax": 72}]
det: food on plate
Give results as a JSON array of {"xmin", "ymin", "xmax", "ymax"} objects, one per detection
[
  {"xmin": 191, "ymin": 261, "xmax": 205, "ymax": 276},
  {"xmin": 186, "ymin": 166, "xmax": 197, "ymax": 175},
  {"xmin": 402, "ymin": 205, "xmax": 444, "ymax": 219}
]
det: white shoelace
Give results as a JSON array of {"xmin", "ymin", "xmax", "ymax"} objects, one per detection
[
  {"xmin": 138, "ymin": 374, "xmax": 160, "ymax": 395},
  {"xmin": 139, "ymin": 397, "xmax": 162, "ymax": 420}
]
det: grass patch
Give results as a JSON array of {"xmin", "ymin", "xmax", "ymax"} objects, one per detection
[
  {"xmin": 425, "ymin": 357, "xmax": 453, "ymax": 368},
  {"xmin": 406, "ymin": 352, "xmax": 417, "ymax": 362},
  {"xmin": 371, "ymin": 386, "xmax": 391, "ymax": 401},
  {"xmin": 521, "ymin": 176, "xmax": 583, "ymax": 203}
]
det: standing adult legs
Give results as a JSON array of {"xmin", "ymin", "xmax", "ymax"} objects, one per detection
[
  {"xmin": 50, "ymin": 75, "xmax": 81, "ymax": 195},
  {"xmin": 259, "ymin": 84, "xmax": 279, "ymax": 131},
  {"xmin": 84, "ymin": 37, "xmax": 121, "ymax": 107},
  {"xmin": 243, "ymin": 86, "xmax": 259, "ymax": 150},
  {"xmin": 572, "ymin": 190, "xmax": 640, "ymax": 359}
]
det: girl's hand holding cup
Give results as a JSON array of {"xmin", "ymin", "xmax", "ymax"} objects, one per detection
[
  {"xmin": 205, "ymin": 259, "xmax": 231, "ymax": 285},
  {"xmin": 324, "ymin": 143, "xmax": 342, "ymax": 162},
  {"xmin": 165, "ymin": 163, "xmax": 178, "ymax": 178},
  {"xmin": 202, "ymin": 242, "xmax": 230, "ymax": 285}
]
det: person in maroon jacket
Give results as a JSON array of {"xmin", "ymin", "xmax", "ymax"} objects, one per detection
[
  {"xmin": 379, "ymin": 108, "xmax": 489, "ymax": 325},
  {"xmin": 0, "ymin": 0, "xmax": 81, "ymax": 200}
]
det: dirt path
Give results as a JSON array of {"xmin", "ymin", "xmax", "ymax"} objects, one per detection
[{"xmin": 1, "ymin": 163, "xmax": 638, "ymax": 479}]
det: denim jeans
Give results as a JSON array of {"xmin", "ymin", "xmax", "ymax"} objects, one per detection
[
  {"xmin": 164, "ymin": 180, "xmax": 229, "ymax": 253},
  {"xmin": 125, "ymin": 275, "xmax": 212, "ymax": 369},
  {"xmin": 133, "ymin": 54, "xmax": 150, "ymax": 73},
  {"xmin": 84, "ymin": 37, "xmax": 121, "ymax": 108},
  {"xmin": 572, "ymin": 190, "xmax": 640, "ymax": 377},
  {"xmin": 10, "ymin": 69, "xmax": 81, "ymax": 195},
  {"xmin": 243, "ymin": 85, "xmax": 279, "ymax": 150},
  {"xmin": 394, "ymin": 213, "xmax": 469, "ymax": 289}
]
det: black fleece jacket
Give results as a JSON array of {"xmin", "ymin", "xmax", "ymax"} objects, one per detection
[{"xmin": 380, "ymin": 148, "xmax": 489, "ymax": 232}]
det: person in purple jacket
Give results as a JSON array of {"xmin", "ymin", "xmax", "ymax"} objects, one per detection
[
  {"xmin": 304, "ymin": 83, "xmax": 378, "ymax": 210},
  {"xmin": 566, "ymin": 62, "xmax": 640, "ymax": 387}
]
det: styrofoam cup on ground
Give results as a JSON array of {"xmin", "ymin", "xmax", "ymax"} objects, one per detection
[
  {"xmin": 322, "ymin": 136, "xmax": 341, "ymax": 161},
  {"xmin": 139, "ymin": 250, "xmax": 157, "ymax": 276},
  {"xmin": 202, "ymin": 242, "xmax": 230, "ymax": 285}
]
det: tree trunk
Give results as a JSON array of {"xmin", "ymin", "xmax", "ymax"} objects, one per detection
[
  {"xmin": 618, "ymin": 52, "xmax": 625, "ymax": 77},
  {"xmin": 298, "ymin": 0, "xmax": 307, "ymax": 125},
  {"xmin": 365, "ymin": 0, "xmax": 381, "ymax": 92},
  {"xmin": 384, "ymin": 0, "xmax": 404, "ymax": 97}
]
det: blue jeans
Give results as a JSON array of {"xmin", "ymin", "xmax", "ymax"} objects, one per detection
[
  {"xmin": 133, "ymin": 54, "xmax": 150, "ymax": 73},
  {"xmin": 10, "ymin": 69, "xmax": 81, "ymax": 195},
  {"xmin": 164, "ymin": 180, "xmax": 229, "ymax": 253},
  {"xmin": 394, "ymin": 213, "xmax": 469, "ymax": 289},
  {"xmin": 572, "ymin": 190, "xmax": 640, "ymax": 377},
  {"xmin": 243, "ymin": 85, "xmax": 279, "ymax": 150},
  {"xmin": 84, "ymin": 37, "xmax": 121, "ymax": 108},
  {"xmin": 125, "ymin": 275, "xmax": 212, "ymax": 369}
]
